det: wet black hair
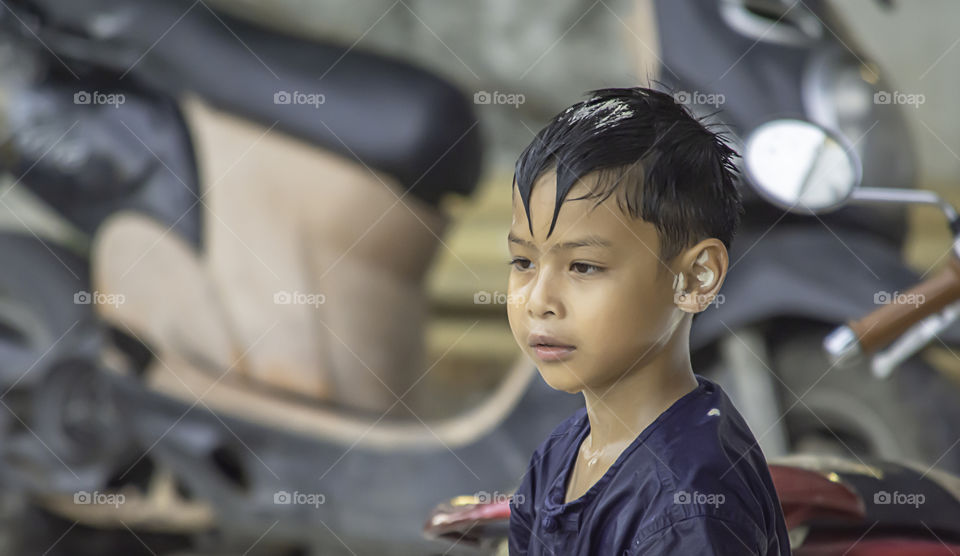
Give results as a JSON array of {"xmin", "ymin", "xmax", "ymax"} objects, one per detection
[{"xmin": 513, "ymin": 87, "xmax": 742, "ymax": 263}]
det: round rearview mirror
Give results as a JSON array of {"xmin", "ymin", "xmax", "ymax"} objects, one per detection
[{"xmin": 743, "ymin": 119, "xmax": 861, "ymax": 214}]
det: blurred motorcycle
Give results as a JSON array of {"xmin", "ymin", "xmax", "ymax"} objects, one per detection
[
  {"xmin": 663, "ymin": 0, "xmax": 960, "ymax": 473},
  {"xmin": 0, "ymin": 1, "xmax": 584, "ymax": 554}
]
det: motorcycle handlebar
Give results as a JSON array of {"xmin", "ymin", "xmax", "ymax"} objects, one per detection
[{"xmin": 849, "ymin": 257, "xmax": 960, "ymax": 354}]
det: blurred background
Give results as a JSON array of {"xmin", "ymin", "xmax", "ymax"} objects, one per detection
[{"xmin": 3, "ymin": 0, "xmax": 960, "ymax": 554}]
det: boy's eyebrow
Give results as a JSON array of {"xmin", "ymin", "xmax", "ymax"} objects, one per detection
[{"xmin": 508, "ymin": 233, "xmax": 613, "ymax": 252}]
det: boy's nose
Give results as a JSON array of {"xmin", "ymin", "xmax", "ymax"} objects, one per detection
[{"xmin": 526, "ymin": 273, "xmax": 562, "ymax": 319}]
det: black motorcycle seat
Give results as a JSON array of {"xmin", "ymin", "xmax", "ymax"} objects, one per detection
[
  {"xmin": 17, "ymin": 0, "xmax": 482, "ymax": 205},
  {"xmin": 691, "ymin": 224, "xmax": 960, "ymax": 349}
]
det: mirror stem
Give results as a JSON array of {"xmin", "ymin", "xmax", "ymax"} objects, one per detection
[{"xmin": 851, "ymin": 187, "xmax": 960, "ymax": 257}]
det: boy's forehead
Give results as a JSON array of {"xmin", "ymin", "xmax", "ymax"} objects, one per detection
[
  {"xmin": 511, "ymin": 170, "xmax": 592, "ymax": 228},
  {"xmin": 512, "ymin": 169, "xmax": 592, "ymax": 211},
  {"xmin": 511, "ymin": 170, "xmax": 652, "ymax": 244}
]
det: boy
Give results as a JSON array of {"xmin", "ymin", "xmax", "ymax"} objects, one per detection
[{"xmin": 506, "ymin": 87, "xmax": 790, "ymax": 555}]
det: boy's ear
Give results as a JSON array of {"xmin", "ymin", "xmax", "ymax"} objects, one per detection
[{"xmin": 672, "ymin": 239, "xmax": 728, "ymax": 314}]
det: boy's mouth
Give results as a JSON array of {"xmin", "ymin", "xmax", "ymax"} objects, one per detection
[{"xmin": 528, "ymin": 333, "xmax": 576, "ymax": 362}]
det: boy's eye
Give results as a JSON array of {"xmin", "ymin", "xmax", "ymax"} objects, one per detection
[
  {"xmin": 571, "ymin": 262, "xmax": 603, "ymax": 275},
  {"xmin": 509, "ymin": 257, "xmax": 533, "ymax": 271}
]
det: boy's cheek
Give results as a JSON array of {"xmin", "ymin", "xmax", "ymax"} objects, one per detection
[
  {"xmin": 505, "ymin": 301, "xmax": 527, "ymax": 348},
  {"xmin": 506, "ymin": 279, "xmax": 527, "ymax": 320}
]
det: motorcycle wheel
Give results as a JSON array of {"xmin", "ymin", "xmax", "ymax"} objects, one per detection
[{"xmin": 771, "ymin": 322, "xmax": 960, "ymax": 474}]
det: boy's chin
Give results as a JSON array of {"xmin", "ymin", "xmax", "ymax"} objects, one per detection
[{"xmin": 537, "ymin": 365, "xmax": 586, "ymax": 395}]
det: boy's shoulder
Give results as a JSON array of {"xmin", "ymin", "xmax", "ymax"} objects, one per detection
[
  {"xmin": 528, "ymin": 375, "xmax": 760, "ymax": 467},
  {"xmin": 656, "ymin": 376, "xmax": 770, "ymax": 482},
  {"xmin": 536, "ymin": 376, "xmax": 756, "ymax": 452},
  {"xmin": 641, "ymin": 375, "xmax": 774, "ymax": 497},
  {"xmin": 630, "ymin": 376, "xmax": 784, "ymax": 550},
  {"xmin": 513, "ymin": 376, "xmax": 789, "ymax": 554}
]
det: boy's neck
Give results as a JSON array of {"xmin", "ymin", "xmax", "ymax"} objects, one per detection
[{"xmin": 580, "ymin": 324, "xmax": 698, "ymax": 449}]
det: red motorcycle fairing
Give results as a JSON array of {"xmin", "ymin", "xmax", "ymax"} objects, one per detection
[
  {"xmin": 796, "ymin": 538, "xmax": 960, "ymax": 556},
  {"xmin": 768, "ymin": 464, "xmax": 866, "ymax": 530}
]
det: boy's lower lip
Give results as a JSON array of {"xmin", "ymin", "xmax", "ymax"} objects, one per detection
[{"xmin": 533, "ymin": 345, "xmax": 576, "ymax": 361}]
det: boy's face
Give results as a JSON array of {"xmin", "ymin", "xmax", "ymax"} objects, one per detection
[{"xmin": 506, "ymin": 170, "xmax": 685, "ymax": 394}]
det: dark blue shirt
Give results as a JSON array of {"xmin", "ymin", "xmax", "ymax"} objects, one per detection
[{"xmin": 508, "ymin": 375, "xmax": 791, "ymax": 555}]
